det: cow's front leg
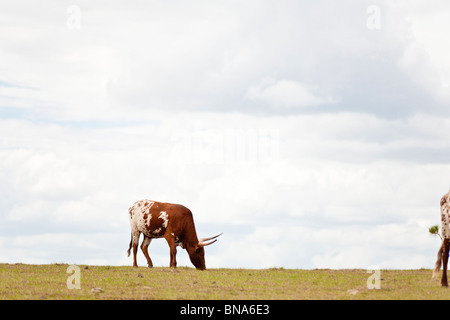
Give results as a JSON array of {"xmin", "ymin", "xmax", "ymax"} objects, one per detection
[{"xmin": 165, "ymin": 233, "xmax": 177, "ymax": 268}]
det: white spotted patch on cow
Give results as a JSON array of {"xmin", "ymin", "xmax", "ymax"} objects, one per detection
[
  {"xmin": 159, "ymin": 211, "xmax": 169, "ymax": 228},
  {"xmin": 441, "ymin": 191, "xmax": 450, "ymax": 239},
  {"xmin": 129, "ymin": 199, "xmax": 158, "ymax": 238}
]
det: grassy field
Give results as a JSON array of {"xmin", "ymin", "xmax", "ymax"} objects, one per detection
[{"xmin": 1, "ymin": 263, "xmax": 450, "ymax": 300}]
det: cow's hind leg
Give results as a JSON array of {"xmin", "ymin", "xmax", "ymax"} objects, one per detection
[
  {"xmin": 442, "ymin": 238, "xmax": 450, "ymax": 287},
  {"xmin": 141, "ymin": 236, "xmax": 153, "ymax": 268},
  {"xmin": 165, "ymin": 233, "xmax": 177, "ymax": 268},
  {"xmin": 132, "ymin": 231, "xmax": 141, "ymax": 268}
]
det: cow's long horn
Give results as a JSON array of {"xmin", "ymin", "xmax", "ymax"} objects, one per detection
[
  {"xmin": 198, "ymin": 233, "xmax": 222, "ymax": 247},
  {"xmin": 198, "ymin": 239, "xmax": 217, "ymax": 247},
  {"xmin": 199, "ymin": 233, "xmax": 223, "ymax": 242}
]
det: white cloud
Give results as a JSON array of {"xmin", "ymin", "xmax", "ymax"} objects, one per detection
[
  {"xmin": 4, "ymin": 0, "xmax": 447, "ymax": 119},
  {"xmin": 386, "ymin": 0, "xmax": 450, "ymax": 105},
  {"xmin": 246, "ymin": 79, "xmax": 337, "ymax": 109}
]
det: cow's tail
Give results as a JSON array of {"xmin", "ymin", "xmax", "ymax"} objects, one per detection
[
  {"xmin": 127, "ymin": 233, "xmax": 133, "ymax": 257},
  {"xmin": 433, "ymin": 239, "xmax": 444, "ymax": 279}
]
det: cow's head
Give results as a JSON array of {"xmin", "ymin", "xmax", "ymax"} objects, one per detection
[{"xmin": 187, "ymin": 233, "xmax": 222, "ymax": 270}]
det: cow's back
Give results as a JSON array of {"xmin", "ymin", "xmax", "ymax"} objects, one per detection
[{"xmin": 128, "ymin": 200, "xmax": 194, "ymax": 239}]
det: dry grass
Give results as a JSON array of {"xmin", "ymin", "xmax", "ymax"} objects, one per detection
[{"xmin": 1, "ymin": 263, "xmax": 450, "ymax": 300}]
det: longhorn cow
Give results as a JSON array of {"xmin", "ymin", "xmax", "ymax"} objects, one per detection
[
  {"xmin": 127, "ymin": 199, "xmax": 221, "ymax": 270},
  {"xmin": 434, "ymin": 190, "xmax": 450, "ymax": 286}
]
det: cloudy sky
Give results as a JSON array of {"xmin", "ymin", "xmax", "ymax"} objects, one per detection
[{"xmin": 1, "ymin": 0, "xmax": 450, "ymax": 269}]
